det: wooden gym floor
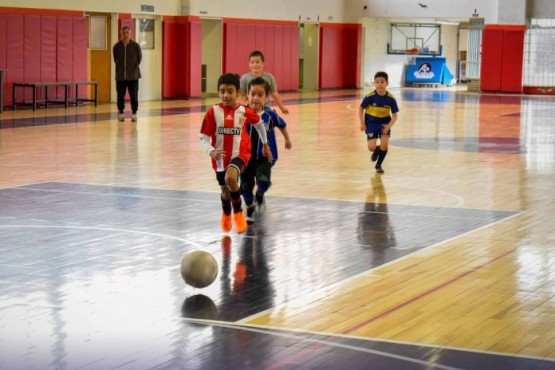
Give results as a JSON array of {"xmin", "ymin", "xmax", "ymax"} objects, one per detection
[{"xmin": 0, "ymin": 86, "xmax": 554, "ymax": 369}]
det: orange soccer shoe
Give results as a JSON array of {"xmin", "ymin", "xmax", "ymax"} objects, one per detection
[
  {"xmin": 221, "ymin": 212, "xmax": 232, "ymax": 232},
  {"xmin": 233, "ymin": 211, "xmax": 247, "ymax": 234}
]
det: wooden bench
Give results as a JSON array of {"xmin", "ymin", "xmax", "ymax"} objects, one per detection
[{"xmin": 12, "ymin": 81, "xmax": 98, "ymax": 111}]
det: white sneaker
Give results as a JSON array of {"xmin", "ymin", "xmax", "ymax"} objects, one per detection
[
  {"xmin": 131, "ymin": 114, "xmax": 137, "ymax": 122},
  {"xmin": 118, "ymin": 114, "xmax": 125, "ymax": 122}
]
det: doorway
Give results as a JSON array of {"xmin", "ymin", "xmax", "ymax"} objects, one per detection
[
  {"xmin": 299, "ymin": 22, "xmax": 319, "ymax": 91},
  {"xmin": 201, "ymin": 19, "xmax": 222, "ymax": 97},
  {"xmin": 86, "ymin": 12, "xmax": 112, "ymax": 104}
]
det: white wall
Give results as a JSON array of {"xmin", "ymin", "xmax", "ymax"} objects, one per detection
[
  {"xmin": 0, "ymin": 0, "xmax": 181, "ymax": 15},
  {"xmin": 187, "ymin": 0, "xmax": 350, "ymax": 23},
  {"xmin": 498, "ymin": 0, "xmax": 526, "ymax": 24},
  {"xmin": 361, "ymin": 18, "xmax": 459, "ymax": 88},
  {"xmin": 346, "ymin": 0, "xmax": 499, "ymax": 24}
]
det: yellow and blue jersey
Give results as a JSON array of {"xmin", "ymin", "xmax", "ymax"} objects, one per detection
[{"xmin": 360, "ymin": 90, "xmax": 399, "ymax": 134}]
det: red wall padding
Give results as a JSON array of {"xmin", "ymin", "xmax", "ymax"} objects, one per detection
[
  {"xmin": 162, "ymin": 17, "xmax": 202, "ymax": 99},
  {"xmin": 6, "ymin": 15, "xmax": 24, "ymax": 107},
  {"xmin": 72, "ymin": 17, "xmax": 88, "ymax": 97},
  {"xmin": 0, "ymin": 10, "xmax": 87, "ymax": 108},
  {"xmin": 500, "ymin": 28, "xmax": 525, "ymax": 93},
  {"xmin": 223, "ymin": 21, "xmax": 299, "ymax": 92},
  {"xmin": 40, "ymin": 16, "xmax": 57, "ymax": 82},
  {"xmin": 480, "ymin": 25, "xmax": 526, "ymax": 93},
  {"xmin": 319, "ymin": 23, "xmax": 361, "ymax": 89},
  {"xmin": 24, "ymin": 15, "xmax": 41, "ymax": 101},
  {"xmin": 0, "ymin": 15, "xmax": 6, "ymax": 106},
  {"xmin": 162, "ymin": 20, "xmax": 178, "ymax": 98},
  {"xmin": 188, "ymin": 19, "xmax": 202, "ymax": 97},
  {"xmin": 57, "ymin": 17, "xmax": 73, "ymax": 100}
]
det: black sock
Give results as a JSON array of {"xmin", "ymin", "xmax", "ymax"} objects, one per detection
[
  {"xmin": 376, "ymin": 150, "xmax": 388, "ymax": 166},
  {"xmin": 221, "ymin": 195, "xmax": 231, "ymax": 215},
  {"xmin": 230, "ymin": 191, "xmax": 242, "ymax": 213}
]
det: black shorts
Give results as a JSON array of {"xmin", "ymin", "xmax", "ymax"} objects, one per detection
[
  {"xmin": 240, "ymin": 159, "xmax": 273, "ymax": 191},
  {"xmin": 216, "ymin": 157, "xmax": 246, "ymax": 187},
  {"xmin": 367, "ymin": 130, "xmax": 391, "ymax": 141}
]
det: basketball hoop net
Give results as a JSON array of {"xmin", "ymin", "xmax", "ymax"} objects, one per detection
[{"xmin": 405, "ymin": 48, "xmax": 419, "ymax": 65}]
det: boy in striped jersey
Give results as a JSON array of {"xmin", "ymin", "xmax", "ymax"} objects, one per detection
[{"xmin": 200, "ymin": 73, "xmax": 273, "ymax": 233}]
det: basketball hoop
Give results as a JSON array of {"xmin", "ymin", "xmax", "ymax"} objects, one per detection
[{"xmin": 405, "ymin": 48, "xmax": 420, "ymax": 65}]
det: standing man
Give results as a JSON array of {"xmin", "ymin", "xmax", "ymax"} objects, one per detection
[{"xmin": 113, "ymin": 25, "xmax": 142, "ymax": 122}]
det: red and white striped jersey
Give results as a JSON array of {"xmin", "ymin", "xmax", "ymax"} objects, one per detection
[{"xmin": 200, "ymin": 103, "xmax": 261, "ymax": 172}]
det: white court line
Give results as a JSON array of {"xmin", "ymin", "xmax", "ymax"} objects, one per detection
[
  {"xmin": 182, "ymin": 318, "xmax": 464, "ymax": 370},
  {"xmin": 0, "ymin": 224, "xmax": 202, "ymax": 249},
  {"xmin": 238, "ymin": 212, "xmax": 523, "ymax": 323}
]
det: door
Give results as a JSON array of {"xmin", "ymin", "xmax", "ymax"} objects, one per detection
[
  {"xmin": 299, "ymin": 23, "xmax": 319, "ymax": 91},
  {"xmin": 87, "ymin": 12, "xmax": 112, "ymax": 104},
  {"xmin": 201, "ymin": 18, "xmax": 222, "ymax": 97}
]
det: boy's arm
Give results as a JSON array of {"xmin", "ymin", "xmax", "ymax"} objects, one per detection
[
  {"xmin": 251, "ymin": 122, "xmax": 274, "ymax": 163},
  {"xmin": 358, "ymin": 106, "xmax": 366, "ymax": 131},
  {"xmin": 383, "ymin": 112, "xmax": 398, "ymax": 134},
  {"xmin": 271, "ymin": 91, "xmax": 289, "ymax": 114},
  {"xmin": 278, "ymin": 127, "xmax": 292, "ymax": 149},
  {"xmin": 199, "ymin": 108, "xmax": 223, "ymax": 159}
]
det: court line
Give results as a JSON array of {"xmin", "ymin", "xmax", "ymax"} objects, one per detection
[
  {"xmin": 0, "ymin": 224, "xmax": 202, "ymax": 250},
  {"xmin": 239, "ymin": 212, "xmax": 522, "ymax": 323},
  {"xmin": 342, "ymin": 247, "xmax": 517, "ymax": 334},
  {"xmin": 181, "ymin": 318, "xmax": 463, "ymax": 370},
  {"xmin": 236, "ymin": 212, "xmax": 523, "ymax": 368}
]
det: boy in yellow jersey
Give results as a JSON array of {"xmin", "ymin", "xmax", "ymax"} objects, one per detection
[{"xmin": 358, "ymin": 71, "xmax": 399, "ymax": 174}]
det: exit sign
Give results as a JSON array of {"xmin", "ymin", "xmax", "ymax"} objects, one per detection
[{"xmin": 141, "ymin": 4, "xmax": 154, "ymax": 12}]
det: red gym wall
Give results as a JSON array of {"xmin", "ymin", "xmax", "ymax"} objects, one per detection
[
  {"xmin": 223, "ymin": 18, "xmax": 299, "ymax": 92},
  {"xmin": 480, "ymin": 24, "xmax": 526, "ymax": 93},
  {"xmin": 319, "ymin": 23, "xmax": 362, "ymax": 89},
  {"xmin": 162, "ymin": 16, "xmax": 202, "ymax": 99},
  {"xmin": 0, "ymin": 7, "xmax": 87, "ymax": 108}
]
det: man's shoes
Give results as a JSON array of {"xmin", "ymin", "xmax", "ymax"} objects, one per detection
[
  {"xmin": 375, "ymin": 165, "xmax": 385, "ymax": 174},
  {"xmin": 131, "ymin": 114, "xmax": 137, "ymax": 122},
  {"xmin": 118, "ymin": 114, "xmax": 125, "ymax": 122},
  {"xmin": 246, "ymin": 205, "xmax": 255, "ymax": 225},
  {"xmin": 221, "ymin": 213, "xmax": 232, "ymax": 232},
  {"xmin": 233, "ymin": 211, "xmax": 247, "ymax": 234}
]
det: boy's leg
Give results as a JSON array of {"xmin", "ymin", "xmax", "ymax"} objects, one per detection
[
  {"xmin": 217, "ymin": 172, "xmax": 232, "ymax": 232},
  {"xmin": 225, "ymin": 159, "xmax": 247, "ymax": 233},
  {"xmin": 240, "ymin": 163, "xmax": 256, "ymax": 224},
  {"xmin": 254, "ymin": 161, "xmax": 272, "ymax": 211},
  {"xmin": 375, "ymin": 135, "xmax": 390, "ymax": 174},
  {"xmin": 367, "ymin": 134, "xmax": 380, "ymax": 162}
]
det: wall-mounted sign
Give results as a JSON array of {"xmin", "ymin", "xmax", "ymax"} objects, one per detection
[{"xmin": 141, "ymin": 4, "xmax": 155, "ymax": 12}]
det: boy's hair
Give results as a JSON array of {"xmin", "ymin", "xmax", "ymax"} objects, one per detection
[
  {"xmin": 217, "ymin": 73, "xmax": 240, "ymax": 91},
  {"xmin": 248, "ymin": 50, "xmax": 265, "ymax": 62},
  {"xmin": 374, "ymin": 71, "xmax": 389, "ymax": 82},
  {"xmin": 248, "ymin": 77, "xmax": 270, "ymax": 95}
]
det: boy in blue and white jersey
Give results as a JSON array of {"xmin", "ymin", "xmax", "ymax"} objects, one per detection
[{"xmin": 241, "ymin": 77, "xmax": 292, "ymax": 224}]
